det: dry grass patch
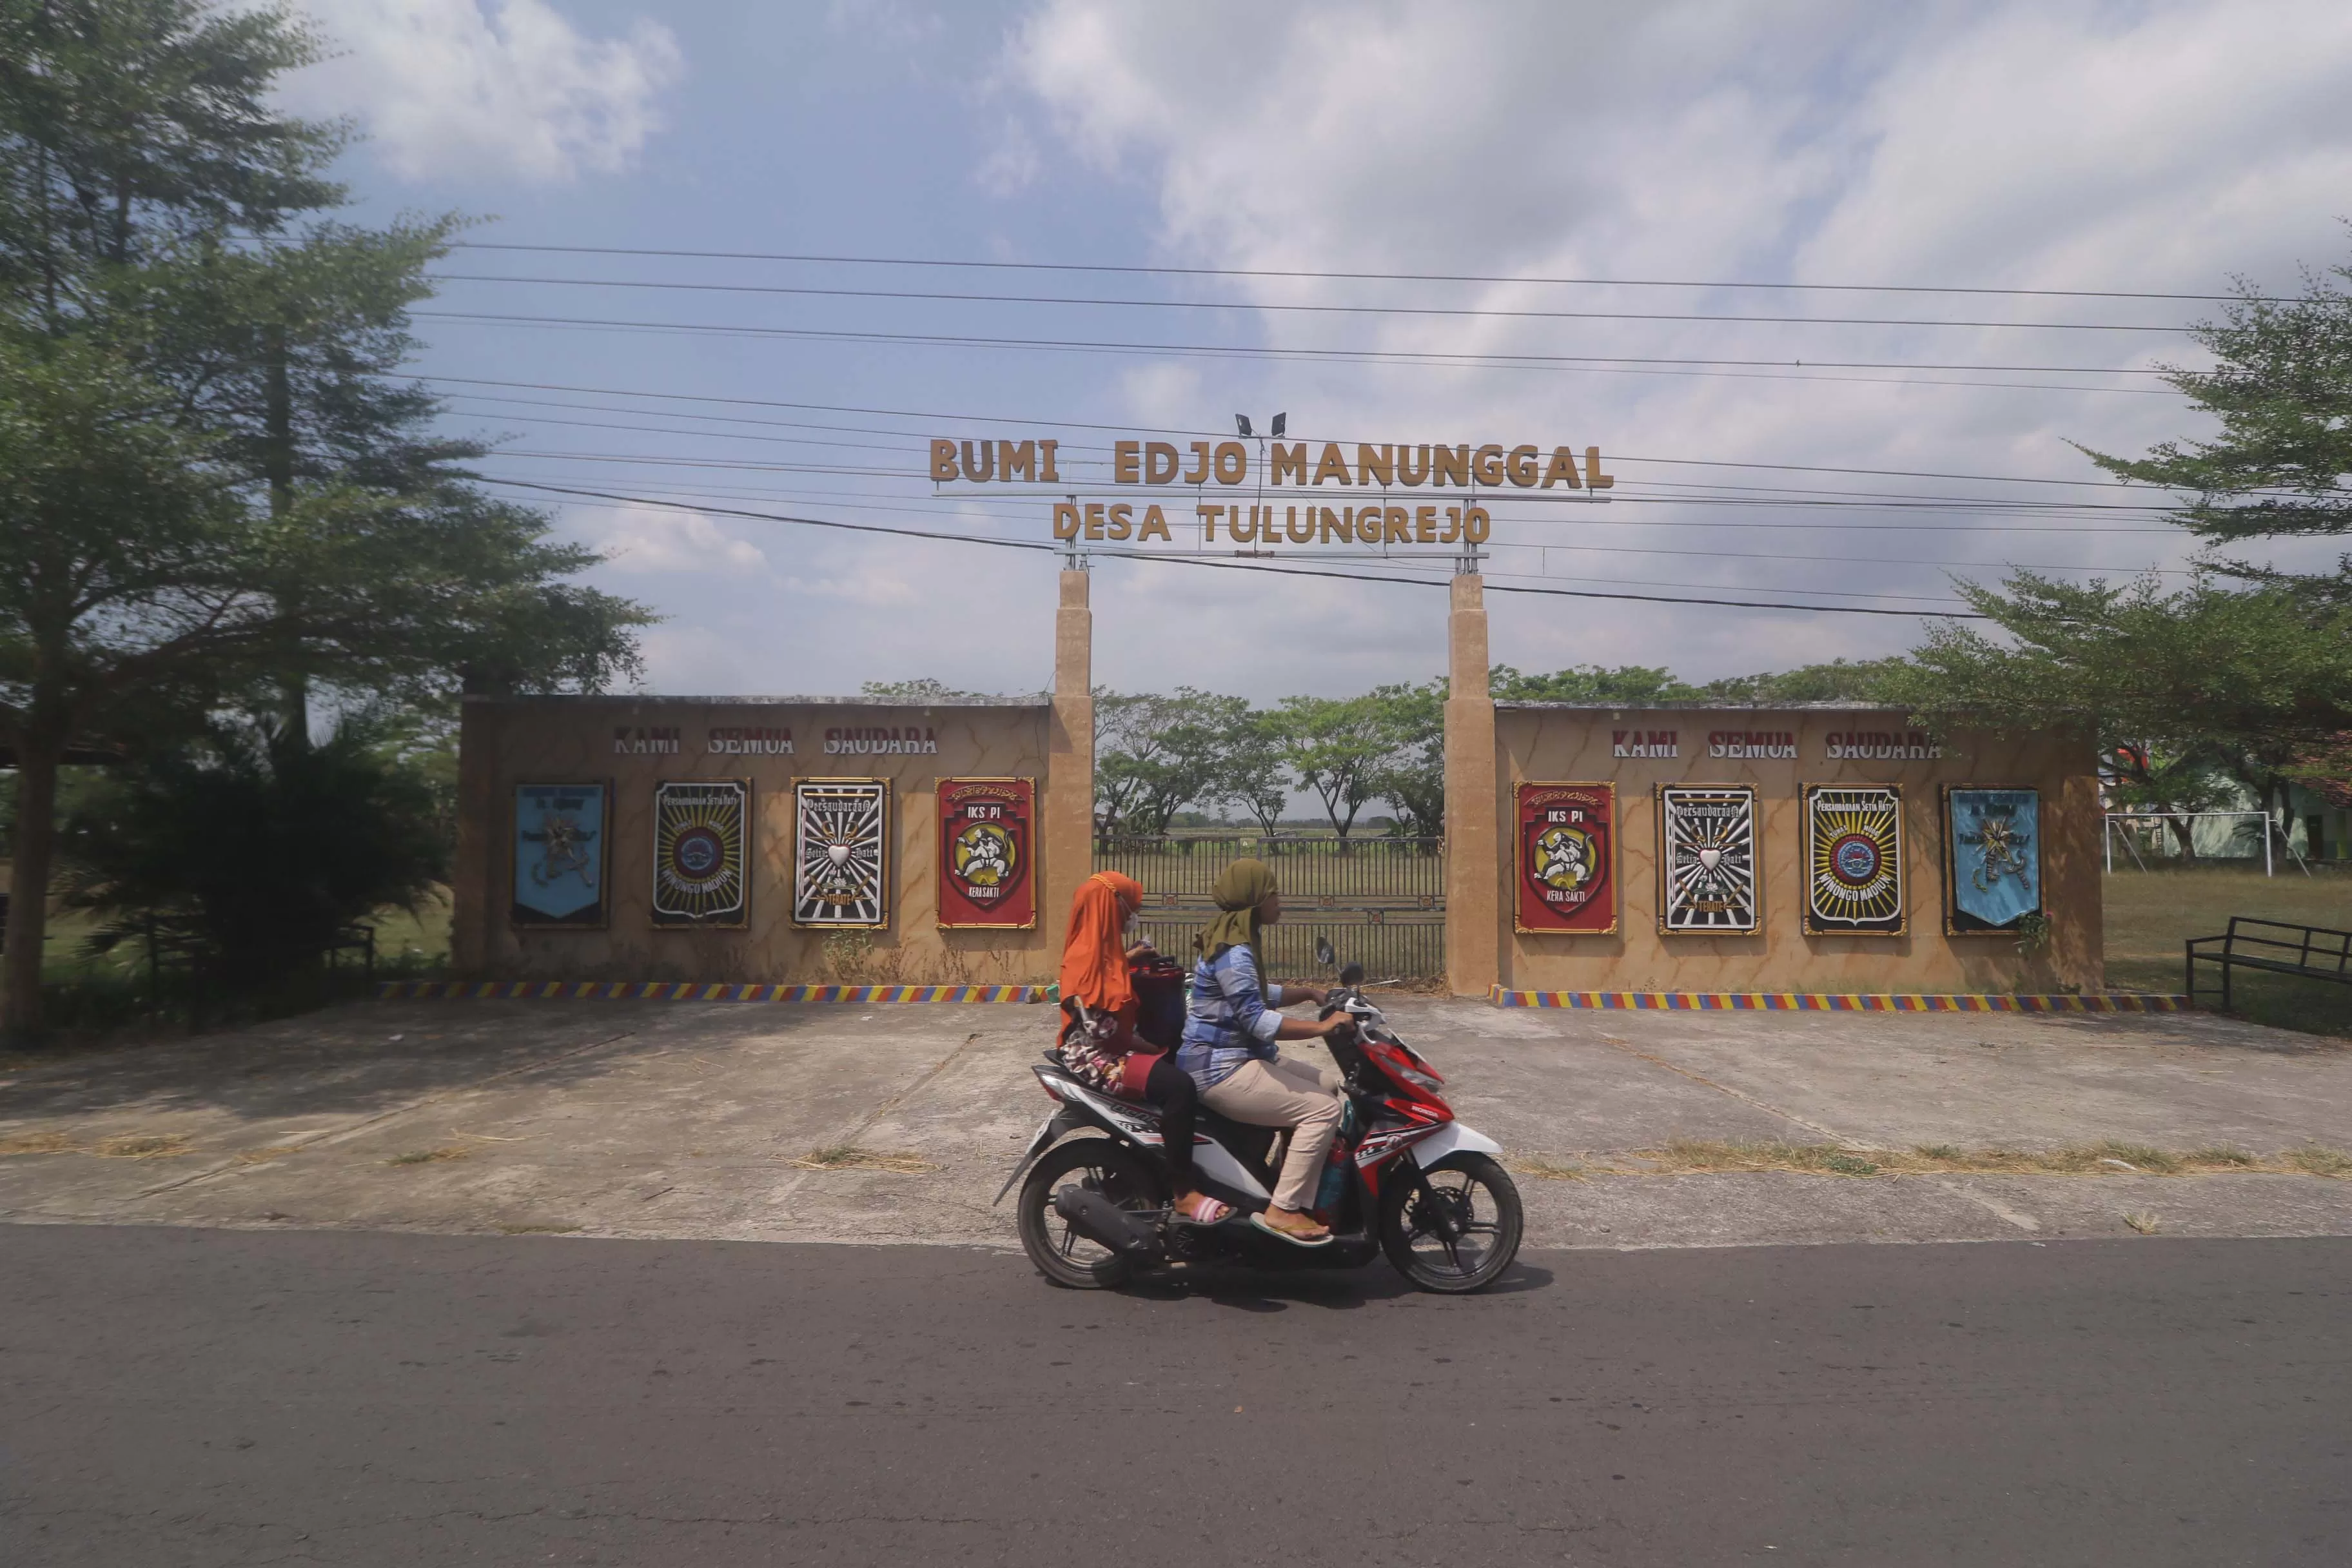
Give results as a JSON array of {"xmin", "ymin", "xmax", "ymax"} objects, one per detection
[
  {"xmin": 386, "ymin": 1146, "xmax": 471, "ymax": 1166},
  {"xmin": 1512, "ymin": 1157, "xmax": 1590, "ymax": 1182},
  {"xmin": 0, "ymin": 1130, "xmax": 77, "ymax": 1157},
  {"xmin": 2283, "ymin": 1144, "xmax": 2352, "ymax": 1177},
  {"xmin": 786, "ymin": 1144, "xmax": 939, "ymax": 1175},
  {"xmin": 91, "ymin": 1133, "xmax": 191, "ymax": 1159},
  {"xmin": 1602, "ymin": 1138, "xmax": 2352, "ymax": 1179},
  {"xmin": 2124, "ymin": 1212, "xmax": 2162, "ymax": 1234},
  {"xmin": 495, "ymin": 1221, "xmax": 581, "ymax": 1235}
]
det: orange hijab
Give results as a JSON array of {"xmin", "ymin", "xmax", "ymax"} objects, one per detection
[{"xmin": 1060, "ymin": 870, "xmax": 1144, "ymax": 1016}]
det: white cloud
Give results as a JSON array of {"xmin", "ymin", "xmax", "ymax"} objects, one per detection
[
  {"xmin": 779, "ymin": 569, "xmax": 921, "ymax": 607},
  {"xmin": 827, "ymin": 0, "xmax": 943, "ymax": 52},
  {"xmin": 589, "ymin": 503, "xmax": 770, "ymax": 576},
  {"xmin": 997, "ymin": 0, "xmax": 2352, "ymax": 685},
  {"xmin": 285, "ymin": 0, "xmax": 683, "ymax": 182}
]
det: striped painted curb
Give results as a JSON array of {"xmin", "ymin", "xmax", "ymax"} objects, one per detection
[
  {"xmin": 1487, "ymin": 988, "xmax": 2193, "ymax": 1014},
  {"xmin": 377, "ymin": 980, "xmax": 1056, "ymax": 1004}
]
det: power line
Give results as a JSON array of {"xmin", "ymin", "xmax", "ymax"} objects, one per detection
[
  {"xmin": 431, "ymin": 271, "xmax": 2184, "ymax": 333},
  {"xmin": 492, "ymin": 479, "xmax": 1990, "ymax": 618},
  {"xmin": 480, "ymin": 459, "xmax": 2186, "ymax": 533},
  {"xmin": 447, "ymin": 241, "xmax": 2271, "ymax": 304},
  {"xmin": 484, "ymin": 446, "xmax": 2182, "ymax": 516},
  {"xmin": 449, "ymin": 404, "xmax": 2195, "ymax": 528},
  {"xmin": 420, "ymin": 375, "xmax": 2188, "ymax": 490},
  {"xmin": 413, "ymin": 310, "xmax": 2178, "ymax": 393},
  {"xmin": 549, "ymin": 489, "xmax": 1967, "ymax": 607}
]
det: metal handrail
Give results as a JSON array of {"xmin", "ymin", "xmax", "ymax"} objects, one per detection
[{"xmin": 2184, "ymin": 916, "xmax": 2352, "ymax": 1009}]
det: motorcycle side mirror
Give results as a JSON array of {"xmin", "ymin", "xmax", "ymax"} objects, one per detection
[
  {"xmin": 1338, "ymin": 963, "xmax": 1364, "ymax": 986},
  {"xmin": 1315, "ymin": 936, "xmax": 1337, "ymax": 968}
]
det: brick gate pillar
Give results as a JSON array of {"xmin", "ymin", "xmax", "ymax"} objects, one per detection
[
  {"xmin": 1443, "ymin": 574, "xmax": 1500, "ymax": 998},
  {"xmin": 449, "ymin": 696, "xmax": 496, "ymax": 980},
  {"xmin": 1041, "ymin": 568, "xmax": 1095, "ymax": 966}
]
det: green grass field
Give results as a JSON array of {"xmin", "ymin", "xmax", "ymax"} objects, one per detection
[{"xmin": 2104, "ymin": 865, "xmax": 2351, "ymax": 1040}]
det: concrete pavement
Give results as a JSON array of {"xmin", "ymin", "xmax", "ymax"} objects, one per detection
[
  {"xmin": 4, "ymin": 1224, "xmax": 2348, "ymax": 1566},
  {"xmin": 0, "ymin": 997, "xmax": 2347, "ymax": 1248}
]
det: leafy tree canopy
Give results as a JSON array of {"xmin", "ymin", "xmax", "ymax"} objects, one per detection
[
  {"xmin": 61, "ymin": 712, "xmax": 446, "ymax": 992},
  {"xmin": 1491, "ymin": 658, "xmax": 1905, "ymax": 706},
  {"xmin": 0, "ymin": 0, "xmax": 651, "ymax": 1034},
  {"xmin": 2078, "ymin": 250, "xmax": 2352, "ymax": 548}
]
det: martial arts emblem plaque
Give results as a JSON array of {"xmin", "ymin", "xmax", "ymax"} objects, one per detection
[
  {"xmin": 937, "ymin": 778, "xmax": 1036, "ymax": 929},
  {"xmin": 793, "ymin": 778, "xmax": 891, "ymax": 928},
  {"xmin": 1943, "ymin": 786, "xmax": 2041, "ymax": 936},
  {"xmin": 512, "ymin": 781, "xmax": 609, "ymax": 930},
  {"xmin": 1803, "ymin": 783, "xmax": 1905, "ymax": 936},
  {"xmin": 1657, "ymin": 785, "xmax": 1761, "ymax": 934},
  {"xmin": 1514, "ymin": 783, "xmax": 1616, "ymax": 934},
  {"xmin": 652, "ymin": 779, "xmax": 751, "ymax": 927}
]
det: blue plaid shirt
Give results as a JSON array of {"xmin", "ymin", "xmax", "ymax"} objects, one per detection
[{"xmin": 1175, "ymin": 943, "xmax": 1293, "ymax": 1090}]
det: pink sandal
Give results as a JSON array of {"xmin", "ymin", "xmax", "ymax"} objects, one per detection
[{"xmin": 1173, "ymin": 1192, "xmax": 1233, "ymax": 1225}]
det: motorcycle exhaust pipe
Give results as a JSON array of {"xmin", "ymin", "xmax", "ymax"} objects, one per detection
[{"xmin": 1052, "ymin": 1184, "xmax": 1163, "ymax": 1261}]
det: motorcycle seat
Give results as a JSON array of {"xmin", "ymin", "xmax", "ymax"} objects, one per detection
[{"xmin": 1035, "ymin": 1056, "xmax": 1157, "ymax": 1110}]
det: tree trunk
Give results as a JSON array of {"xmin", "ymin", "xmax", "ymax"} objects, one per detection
[
  {"xmin": 264, "ymin": 326, "xmax": 310, "ymax": 745},
  {"xmin": 1, "ymin": 737, "xmax": 62, "ymax": 1039}
]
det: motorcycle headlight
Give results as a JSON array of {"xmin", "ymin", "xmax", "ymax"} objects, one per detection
[{"xmin": 1395, "ymin": 1064, "xmax": 1444, "ymax": 1093}]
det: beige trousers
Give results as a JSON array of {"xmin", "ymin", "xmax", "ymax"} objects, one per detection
[{"xmin": 1202, "ymin": 1056, "xmax": 1345, "ymax": 1211}]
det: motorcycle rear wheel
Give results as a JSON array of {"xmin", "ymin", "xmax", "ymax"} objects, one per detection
[
  {"xmin": 1378, "ymin": 1152, "xmax": 1523, "ymax": 1293},
  {"xmin": 1017, "ymin": 1136, "xmax": 1168, "ymax": 1289}
]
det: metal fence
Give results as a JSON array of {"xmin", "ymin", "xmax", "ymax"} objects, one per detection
[
  {"xmin": 2103, "ymin": 812, "xmax": 2313, "ymax": 877},
  {"xmin": 1095, "ymin": 835, "xmax": 1446, "ymax": 979}
]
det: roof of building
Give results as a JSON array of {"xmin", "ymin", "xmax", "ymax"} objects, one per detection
[
  {"xmin": 1494, "ymin": 700, "xmax": 1912, "ymax": 713},
  {"xmin": 466, "ymin": 692, "xmax": 1052, "ymax": 709}
]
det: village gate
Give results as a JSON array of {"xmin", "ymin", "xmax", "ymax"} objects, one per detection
[{"xmin": 1095, "ymin": 834, "xmax": 1446, "ymax": 979}]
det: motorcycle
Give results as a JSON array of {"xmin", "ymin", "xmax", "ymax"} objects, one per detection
[{"xmin": 998, "ymin": 963, "xmax": 1524, "ymax": 1293}]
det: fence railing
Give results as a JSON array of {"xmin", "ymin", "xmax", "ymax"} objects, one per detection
[
  {"xmin": 1095, "ymin": 835, "xmax": 1445, "ymax": 901},
  {"xmin": 1098, "ymin": 835, "xmax": 1446, "ymax": 979}
]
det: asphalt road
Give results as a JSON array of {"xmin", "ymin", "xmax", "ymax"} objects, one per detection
[{"xmin": 2, "ymin": 1226, "xmax": 2346, "ymax": 1566}]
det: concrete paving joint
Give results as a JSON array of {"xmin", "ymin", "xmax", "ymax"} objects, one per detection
[{"xmin": 1493, "ymin": 988, "xmax": 2192, "ymax": 1012}]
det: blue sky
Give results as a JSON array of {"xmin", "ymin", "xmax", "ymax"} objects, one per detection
[{"xmin": 281, "ymin": 0, "xmax": 2352, "ymax": 701}]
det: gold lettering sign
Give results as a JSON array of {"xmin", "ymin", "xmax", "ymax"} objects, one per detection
[{"xmin": 928, "ymin": 430, "xmax": 1602, "ymax": 547}]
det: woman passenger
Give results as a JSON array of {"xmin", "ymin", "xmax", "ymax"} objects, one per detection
[
  {"xmin": 1175, "ymin": 859, "xmax": 1351, "ymax": 1244},
  {"xmin": 1057, "ymin": 870, "xmax": 1229, "ymax": 1224}
]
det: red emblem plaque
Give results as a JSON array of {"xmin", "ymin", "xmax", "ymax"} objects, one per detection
[
  {"xmin": 936, "ymin": 778, "xmax": 1037, "ymax": 929},
  {"xmin": 1514, "ymin": 783, "xmax": 1617, "ymax": 934}
]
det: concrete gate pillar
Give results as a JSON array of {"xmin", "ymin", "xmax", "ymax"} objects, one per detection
[
  {"xmin": 449, "ymin": 697, "xmax": 495, "ymax": 979},
  {"xmin": 1443, "ymin": 573, "xmax": 1500, "ymax": 998},
  {"xmin": 1041, "ymin": 568, "xmax": 1095, "ymax": 964}
]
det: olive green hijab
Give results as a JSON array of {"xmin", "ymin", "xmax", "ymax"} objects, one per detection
[{"xmin": 1199, "ymin": 858, "xmax": 1278, "ymax": 962}]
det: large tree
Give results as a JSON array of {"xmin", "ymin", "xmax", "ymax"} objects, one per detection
[
  {"xmin": 1885, "ymin": 248, "xmax": 2352, "ymax": 832},
  {"xmin": 0, "ymin": 0, "xmax": 648, "ymax": 1034},
  {"xmin": 1366, "ymin": 678, "xmax": 1446, "ymax": 838},
  {"xmin": 1093, "ymin": 688, "xmax": 1235, "ymax": 836},
  {"xmin": 1208, "ymin": 705, "xmax": 1291, "ymax": 836},
  {"xmin": 1275, "ymin": 694, "xmax": 1387, "ymax": 839}
]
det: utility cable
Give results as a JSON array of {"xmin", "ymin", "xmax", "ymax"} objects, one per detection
[
  {"xmin": 413, "ymin": 310, "xmax": 2177, "ymax": 392},
  {"xmin": 485, "ymin": 478, "xmax": 1990, "ymax": 619},
  {"xmin": 446, "ymin": 241, "xmax": 2277, "ymax": 304},
  {"xmin": 431, "ymin": 271, "xmax": 2183, "ymax": 333},
  {"xmin": 418, "ymin": 374, "xmax": 2199, "ymax": 489}
]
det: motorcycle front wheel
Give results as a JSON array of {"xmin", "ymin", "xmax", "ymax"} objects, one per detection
[
  {"xmin": 1378, "ymin": 1152, "xmax": 1523, "ymax": 1293},
  {"xmin": 1016, "ymin": 1136, "xmax": 1167, "ymax": 1289}
]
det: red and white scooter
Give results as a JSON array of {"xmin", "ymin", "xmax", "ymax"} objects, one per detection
[{"xmin": 1000, "ymin": 963, "xmax": 1523, "ymax": 1293}]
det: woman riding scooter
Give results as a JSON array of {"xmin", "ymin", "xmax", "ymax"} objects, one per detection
[
  {"xmin": 1175, "ymin": 859, "xmax": 1352, "ymax": 1245},
  {"xmin": 1056, "ymin": 870, "xmax": 1230, "ymax": 1225}
]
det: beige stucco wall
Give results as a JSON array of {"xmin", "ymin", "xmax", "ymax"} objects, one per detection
[
  {"xmin": 451, "ymin": 697, "xmax": 1058, "ymax": 985},
  {"xmin": 1495, "ymin": 706, "xmax": 2102, "ymax": 993}
]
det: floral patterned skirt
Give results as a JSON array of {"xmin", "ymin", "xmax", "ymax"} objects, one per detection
[{"xmin": 1057, "ymin": 1010, "xmax": 1160, "ymax": 1099}]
